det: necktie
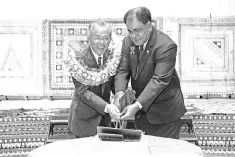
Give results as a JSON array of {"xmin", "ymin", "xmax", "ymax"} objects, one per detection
[
  {"xmin": 98, "ymin": 56, "xmax": 105, "ymax": 94},
  {"xmin": 135, "ymin": 45, "xmax": 144, "ymax": 80},
  {"xmin": 138, "ymin": 45, "xmax": 144, "ymax": 59},
  {"xmin": 98, "ymin": 56, "xmax": 102, "ymax": 67}
]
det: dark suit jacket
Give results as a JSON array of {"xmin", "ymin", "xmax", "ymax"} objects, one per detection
[
  {"xmin": 115, "ymin": 26, "xmax": 186, "ymax": 124},
  {"xmin": 68, "ymin": 45, "xmax": 114, "ymax": 137}
]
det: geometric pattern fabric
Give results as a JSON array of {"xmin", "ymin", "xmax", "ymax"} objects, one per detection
[{"xmin": 0, "ymin": 117, "xmax": 50, "ymax": 157}]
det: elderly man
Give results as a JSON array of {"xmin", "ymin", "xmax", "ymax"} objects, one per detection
[
  {"xmin": 64, "ymin": 19, "xmax": 122, "ymax": 138},
  {"xmin": 114, "ymin": 7, "xmax": 187, "ymax": 139}
]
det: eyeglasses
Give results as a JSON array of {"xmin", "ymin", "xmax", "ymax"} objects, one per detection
[{"xmin": 92, "ymin": 36, "xmax": 111, "ymax": 43}]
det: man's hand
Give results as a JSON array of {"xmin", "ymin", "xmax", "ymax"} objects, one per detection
[
  {"xmin": 120, "ymin": 102, "xmax": 140, "ymax": 120},
  {"xmin": 106, "ymin": 104, "xmax": 121, "ymax": 121},
  {"xmin": 112, "ymin": 92, "xmax": 124, "ymax": 111}
]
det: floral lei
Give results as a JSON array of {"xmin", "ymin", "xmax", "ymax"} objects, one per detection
[{"xmin": 63, "ymin": 34, "xmax": 122, "ymax": 86}]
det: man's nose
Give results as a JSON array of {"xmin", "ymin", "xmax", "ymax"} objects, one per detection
[{"xmin": 97, "ymin": 39, "xmax": 104, "ymax": 44}]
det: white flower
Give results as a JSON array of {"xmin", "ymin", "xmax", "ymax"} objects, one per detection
[{"xmin": 63, "ymin": 37, "xmax": 122, "ymax": 86}]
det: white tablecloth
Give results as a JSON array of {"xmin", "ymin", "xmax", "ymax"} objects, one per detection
[{"xmin": 28, "ymin": 135, "xmax": 205, "ymax": 157}]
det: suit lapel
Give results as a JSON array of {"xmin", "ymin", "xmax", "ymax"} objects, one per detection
[
  {"xmin": 101, "ymin": 49, "xmax": 111, "ymax": 94},
  {"xmin": 103, "ymin": 49, "xmax": 110, "ymax": 65},
  {"xmin": 85, "ymin": 45, "xmax": 98, "ymax": 68},
  {"xmin": 86, "ymin": 45, "xmax": 109, "ymax": 94},
  {"xmin": 135, "ymin": 27, "xmax": 157, "ymax": 79}
]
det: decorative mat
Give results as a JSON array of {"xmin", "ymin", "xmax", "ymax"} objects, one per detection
[
  {"xmin": 190, "ymin": 114, "xmax": 235, "ymax": 157},
  {"xmin": 185, "ymin": 99, "xmax": 235, "ymax": 115},
  {"xmin": 179, "ymin": 18, "xmax": 235, "ymax": 96},
  {"xmin": 0, "ymin": 117, "xmax": 50, "ymax": 157},
  {"xmin": 2, "ymin": 99, "xmax": 235, "ymax": 117},
  {"xmin": 1, "ymin": 99, "xmax": 235, "ymax": 156},
  {"xmin": 184, "ymin": 99, "xmax": 235, "ymax": 156},
  {"xmin": 0, "ymin": 108, "xmax": 69, "ymax": 119}
]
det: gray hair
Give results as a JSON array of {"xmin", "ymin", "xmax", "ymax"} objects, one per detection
[{"xmin": 88, "ymin": 19, "xmax": 112, "ymax": 37}]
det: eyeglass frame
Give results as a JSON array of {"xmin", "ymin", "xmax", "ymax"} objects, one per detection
[{"xmin": 91, "ymin": 36, "xmax": 111, "ymax": 43}]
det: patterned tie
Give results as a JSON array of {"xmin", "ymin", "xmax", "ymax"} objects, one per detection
[
  {"xmin": 98, "ymin": 56, "xmax": 105, "ymax": 94},
  {"xmin": 135, "ymin": 45, "xmax": 144, "ymax": 80},
  {"xmin": 98, "ymin": 56, "xmax": 102, "ymax": 67},
  {"xmin": 138, "ymin": 45, "xmax": 144, "ymax": 59}
]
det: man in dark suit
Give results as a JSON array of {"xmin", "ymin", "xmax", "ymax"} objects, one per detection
[
  {"xmin": 65, "ymin": 19, "xmax": 122, "ymax": 138},
  {"xmin": 114, "ymin": 7, "xmax": 187, "ymax": 139}
]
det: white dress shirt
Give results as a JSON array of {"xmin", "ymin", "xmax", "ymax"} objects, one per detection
[
  {"xmin": 90, "ymin": 46, "xmax": 109, "ymax": 112},
  {"xmin": 90, "ymin": 47, "xmax": 103, "ymax": 66}
]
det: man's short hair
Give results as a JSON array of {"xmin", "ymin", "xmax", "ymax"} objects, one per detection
[
  {"xmin": 88, "ymin": 19, "xmax": 112, "ymax": 37},
  {"xmin": 123, "ymin": 7, "xmax": 152, "ymax": 24}
]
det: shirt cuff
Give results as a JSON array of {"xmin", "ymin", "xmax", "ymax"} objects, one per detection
[
  {"xmin": 104, "ymin": 104, "xmax": 109, "ymax": 113},
  {"xmin": 135, "ymin": 101, "xmax": 142, "ymax": 109}
]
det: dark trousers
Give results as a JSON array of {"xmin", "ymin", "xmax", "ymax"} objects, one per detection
[
  {"xmin": 74, "ymin": 114, "xmax": 111, "ymax": 138},
  {"xmin": 135, "ymin": 111, "xmax": 181, "ymax": 139}
]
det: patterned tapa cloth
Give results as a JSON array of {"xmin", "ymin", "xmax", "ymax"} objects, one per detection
[
  {"xmin": 190, "ymin": 114, "xmax": 235, "ymax": 157},
  {"xmin": 1, "ymin": 99, "xmax": 235, "ymax": 156},
  {"xmin": 0, "ymin": 117, "xmax": 50, "ymax": 157},
  {"xmin": 184, "ymin": 99, "xmax": 235, "ymax": 156}
]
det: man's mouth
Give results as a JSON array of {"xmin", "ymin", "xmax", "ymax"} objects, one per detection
[
  {"xmin": 133, "ymin": 38, "xmax": 140, "ymax": 42},
  {"xmin": 96, "ymin": 46, "xmax": 106, "ymax": 53}
]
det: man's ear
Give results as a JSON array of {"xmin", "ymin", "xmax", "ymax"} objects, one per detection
[
  {"xmin": 146, "ymin": 21, "xmax": 152, "ymax": 28},
  {"xmin": 146, "ymin": 21, "xmax": 152, "ymax": 32}
]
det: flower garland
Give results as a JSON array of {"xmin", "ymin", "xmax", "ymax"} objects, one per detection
[{"xmin": 63, "ymin": 34, "xmax": 122, "ymax": 86}]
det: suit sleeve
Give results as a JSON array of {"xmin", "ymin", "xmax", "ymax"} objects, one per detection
[
  {"xmin": 137, "ymin": 44, "xmax": 177, "ymax": 112},
  {"xmin": 110, "ymin": 76, "xmax": 115, "ymax": 95},
  {"xmin": 72, "ymin": 77, "xmax": 107, "ymax": 115},
  {"xmin": 114, "ymin": 40, "xmax": 131, "ymax": 94}
]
